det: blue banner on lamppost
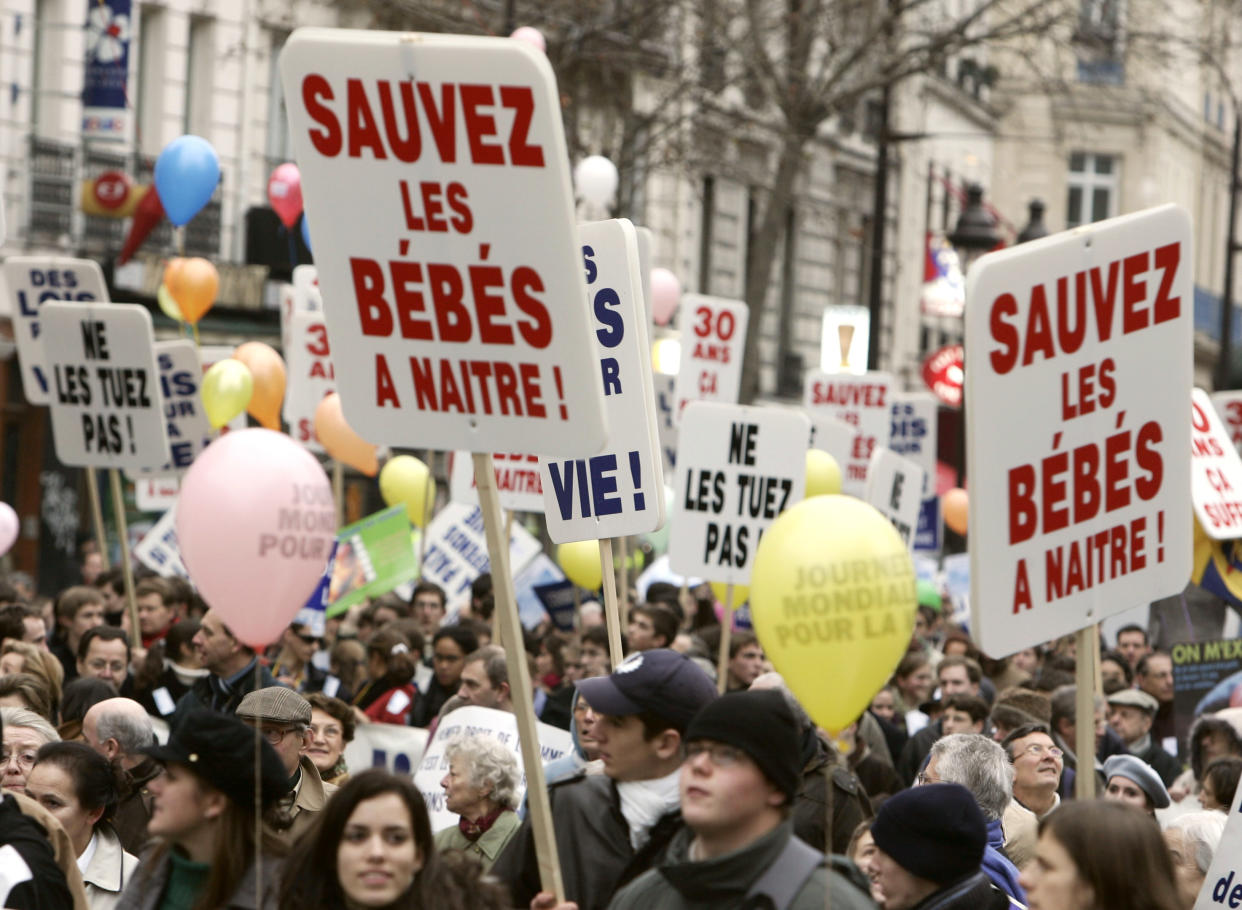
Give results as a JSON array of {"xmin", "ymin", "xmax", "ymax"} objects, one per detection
[{"xmin": 82, "ymin": 0, "xmax": 131, "ymax": 140}]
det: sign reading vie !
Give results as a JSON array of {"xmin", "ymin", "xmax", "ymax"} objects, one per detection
[
  {"xmin": 42, "ymin": 302, "xmax": 170, "ymax": 472},
  {"xmin": 541, "ymin": 219, "xmax": 665, "ymax": 542},
  {"xmin": 281, "ymin": 30, "xmax": 605, "ymax": 457},
  {"xmin": 965, "ymin": 205, "xmax": 1192, "ymax": 657}
]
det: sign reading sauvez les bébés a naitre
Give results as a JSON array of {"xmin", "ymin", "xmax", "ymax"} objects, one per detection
[
  {"xmin": 965, "ymin": 205, "xmax": 1192, "ymax": 658},
  {"xmin": 280, "ymin": 30, "xmax": 606, "ymax": 457}
]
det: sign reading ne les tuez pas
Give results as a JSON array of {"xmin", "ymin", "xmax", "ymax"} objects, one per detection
[
  {"xmin": 965, "ymin": 205, "xmax": 1192, "ymax": 658},
  {"xmin": 280, "ymin": 30, "xmax": 605, "ymax": 456}
]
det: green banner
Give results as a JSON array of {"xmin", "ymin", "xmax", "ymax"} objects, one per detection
[{"xmin": 327, "ymin": 505, "xmax": 419, "ymax": 617}]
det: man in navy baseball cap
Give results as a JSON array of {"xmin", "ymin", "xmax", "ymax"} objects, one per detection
[{"xmin": 493, "ymin": 649, "xmax": 717, "ymax": 910}]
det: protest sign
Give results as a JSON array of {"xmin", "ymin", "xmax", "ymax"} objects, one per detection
[
  {"xmin": 535, "ymin": 579, "xmax": 578, "ymax": 631},
  {"xmin": 803, "ymin": 371, "xmax": 895, "ymax": 497},
  {"xmin": 653, "ymin": 372, "xmax": 678, "ymax": 477},
  {"xmin": 669, "ymin": 402, "xmax": 809, "ymax": 585},
  {"xmin": 1212, "ymin": 391, "xmax": 1242, "ymax": 455},
  {"xmin": 281, "ymin": 30, "xmax": 606, "ymax": 457},
  {"xmin": 293, "ymin": 264, "xmax": 323, "ymax": 313},
  {"xmin": 965, "ymin": 205, "xmax": 1192, "ymax": 657},
  {"xmin": 541, "ymin": 219, "xmax": 665, "ymax": 542},
  {"xmin": 135, "ymin": 477, "xmax": 178, "ymax": 513},
  {"xmin": 412, "ymin": 705, "xmax": 574, "ymax": 831},
  {"xmin": 450, "ymin": 450, "xmax": 544, "ymax": 512},
  {"xmin": 1192, "ymin": 389, "xmax": 1242, "ymax": 539},
  {"xmin": 809, "ymin": 414, "xmax": 858, "ymax": 479},
  {"xmin": 635, "ymin": 226, "xmax": 653, "ymax": 324},
  {"xmin": 129, "ymin": 341, "xmax": 212, "ymax": 477},
  {"xmin": 513, "ymin": 552, "xmax": 567, "ymax": 629},
  {"xmin": 133, "ymin": 505, "xmax": 189, "ymax": 578},
  {"xmin": 294, "ymin": 542, "xmax": 335, "ymax": 639},
  {"xmin": 6, "ymin": 257, "xmax": 110, "ymax": 406},
  {"xmin": 42, "ymin": 303, "xmax": 170, "ymax": 472},
  {"xmin": 420, "ymin": 501, "xmax": 541, "ymax": 611},
  {"xmin": 890, "ymin": 393, "xmax": 937, "ymax": 497},
  {"xmin": 1172, "ymin": 639, "xmax": 1242, "ymax": 762},
  {"xmin": 865, "ymin": 448, "xmax": 927, "ymax": 549},
  {"xmin": 673, "ymin": 294, "xmax": 748, "ymax": 421},
  {"xmin": 1193, "ymin": 765, "xmax": 1242, "ymax": 910},
  {"xmin": 327, "ymin": 505, "xmax": 420, "ymax": 616},
  {"xmin": 345, "ymin": 721, "xmax": 431, "ymax": 778},
  {"xmin": 914, "ymin": 497, "xmax": 942, "ymax": 554},
  {"xmin": 284, "ymin": 311, "xmax": 335, "ymax": 452}
]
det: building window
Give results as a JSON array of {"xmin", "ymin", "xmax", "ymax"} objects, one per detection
[
  {"xmin": 134, "ymin": 5, "xmax": 166, "ymax": 154},
  {"xmin": 184, "ymin": 16, "xmax": 214, "ymax": 136},
  {"xmin": 1066, "ymin": 152, "xmax": 1119, "ymax": 228},
  {"xmin": 698, "ymin": 175, "xmax": 715, "ymax": 294},
  {"xmin": 1075, "ymin": 0, "xmax": 1124, "ymax": 84}
]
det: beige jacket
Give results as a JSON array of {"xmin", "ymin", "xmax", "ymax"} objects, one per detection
[
  {"xmin": 82, "ymin": 824, "xmax": 140, "ymax": 910},
  {"xmin": 280, "ymin": 755, "xmax": 338, "ymax": 846}
]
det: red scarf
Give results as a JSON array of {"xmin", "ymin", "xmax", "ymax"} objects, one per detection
[{"xmin": 457, "ymin": 807, "xmax": 506, "ymax": 842}]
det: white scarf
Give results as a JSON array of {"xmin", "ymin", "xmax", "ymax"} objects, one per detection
[{"xmin": 617, "ymin": 768, "xmax": 682, "ymax": 850}]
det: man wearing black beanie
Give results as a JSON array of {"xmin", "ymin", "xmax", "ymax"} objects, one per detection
[
  {"xmin": 869, "ymin": 782, "xmax": 1015, "ymax": 909},
  {"xmin": 606, "ymin": 689, "xmax": 874, "ymax": 910}
]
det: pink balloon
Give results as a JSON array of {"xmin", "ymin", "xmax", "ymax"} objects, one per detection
[
  {"xmin": 510, "ymin": 26, "xmax": 546, "ymax": 52},
  {"xmin": 650, "ymin": 268, "xmax": 682, "ymax": 325},
  {"xmin": 176, "ymin": 429, "xmax": 335, "ymax": 648},
  {"xmin": 267, "ymin": 163, "xmax": 303, "ymax": 229},
  {"xmin": 0, "ymin": 503, "xmax": 17, "ymax": 557}
]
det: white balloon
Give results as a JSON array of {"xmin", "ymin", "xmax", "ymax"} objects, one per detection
[{"xmin": 574, "ymin": 155, "xmax": 619, "ymax": 207}]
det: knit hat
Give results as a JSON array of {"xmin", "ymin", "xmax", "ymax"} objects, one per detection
[
  {"xmin": 144, "ymin": 709, "xmax": 291, "ymax": 810},
  {"xmin": 870, "ymin": 782, "xmax": 987, "ymax": 885},
  {"xmin": 685, "ymin": 689, "xmax": 801, "ymax": 801}
]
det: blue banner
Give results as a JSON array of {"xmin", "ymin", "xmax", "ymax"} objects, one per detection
[
  {"xmin": 914, "ymin": 496, "xmax": 941, "ymax": 553},
  {"xmin": 82, "ymin": 0, "xmax": 132, "ymax": 139}
]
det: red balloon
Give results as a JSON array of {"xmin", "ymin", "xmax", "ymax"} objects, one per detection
[{"xmin": 267, "ymin": 163, "xmax": 303, "ymax": 229}]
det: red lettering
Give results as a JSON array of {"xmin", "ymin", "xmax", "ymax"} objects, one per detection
[
  {"xmin": 391, "ymin": 261, "xmax": 432, "ymax": 340},
  {"xmin": 1056, "ymin": 273, "xmax": 1087, "ymax": 355},
  {"xmin": 1022, "ymin": 284, "xmax": 1055, "ymax": 366},
  {"xmin": 460, "ymin": 85, "xmax": 504, "ymax": 165},
  {"xmin": 470, "ymin": 265, "xmax": 511, "ymax": 344},
  {"xmin": 1122, "ymin": 251, "xmax": 1149, "ymax": 334},
  {"xmin": 417, "ymin": 82, "xmax": 457, "ymax": 162},
  {"xmin": 1135, "ymin": 421, "xmax": 1163, "ymax": 500},
  {"xmin": 1153, "ymin": 242, "xmax": 1181, "ymax": 323},
  {"xmin": 520, "ymin": 363, "xmax": 545, "ymax": 417},
  {"xmin": 351, "ymin": 258, "xmax": 392, "ymax": 336},
  {"xmin": 377, "ymin": 80, "xmax": 420, "ymax": 162},
  {"xmin": 501, "ymin": 86, "xmax": 545, "ymax": 166},
  {"xmin": 1104, "ymin": 430, "xmax": 1131, "ymax": 512},
  {"xmin": 1072, "ymin": 442, "xmax": 1100, "ymax": 523},
  {"xmin": 1009, "ymin": 464, "xmax": 1037, "ymax": 543},
  {"xmin": 989, "ymin": 293, "xmax": 1019, "ymax": 374},
  {"xmin": 1089, "ymin": 261, "xmax": 1119, "ymax": 342},
  {"xmin": 303, "ymin": 75, "xmax": 341, "ymax": 156},
  {"xmin": 447, "ymin": 183, "xmax": 473, "ymax": 233},
  {"xmin": 428, "ymin": 263, "xmax": 470, "ymax": 342},
  {"xmin": 1042, "ymin": 450, "xmax": 1069, "ymax": 533},
  {"xmin": 375, "ymin": 354, "xmax": 399, "ymax": 407},
  {"xmin": 346, "ymin": 79, "xmax": 386, "ymax": 159},
  {"xmin": 1013, "ymin": 558, "xmax": 1032, "ymax": 613},
  {"xmin": 420, "ymin": 182, "xmax": 448, "ymax": 232},
  {"xmin": 513, "ymin": 267, "xmax": 552, "ymax": 348}
]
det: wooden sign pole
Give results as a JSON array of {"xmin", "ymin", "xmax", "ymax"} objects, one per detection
[
  {"xmin": 599, "ymin": 540, "xmax": 625, "ymax": 668},
  {"xmin": 107, "ymin": 469, "xmax": 140, "ymax": 638},
  {"xmin": 473, "ymin": 453, "xmax": 564, "ymax": 900},
  {"xmin": 85, "ymin": 469, "xmax": 110, "ymax": 570},
  {"xmin": 616, "ymin": 536, "xmax": 628, "ymax": 614},
  {"xmin": 1074, "ymin": 624, "xmax": 1099, "ymax": 799},
  {"xmin": 716, "ymin": 583, "xmax": 735, "ymax": 694}
]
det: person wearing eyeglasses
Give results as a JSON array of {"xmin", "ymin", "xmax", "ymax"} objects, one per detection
[
  {"xmin": 1, "ymin": 705, "xmax": 60, "ymax": 796},
  {"xmin": 270, "ymin": 622, "xmax": 327, "ymax": 694},
  {"xmin": 237, "ymin": 686, "xmax": 337, "ymax": 845},
  {"xmin": 1001, "ymin": 723, "xmax": 1064, "ymax": 820}
]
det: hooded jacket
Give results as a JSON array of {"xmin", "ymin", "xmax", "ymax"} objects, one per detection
[{"xmin": 1189, "ymin": 709, "xmax": 1242, "ymax": 781}]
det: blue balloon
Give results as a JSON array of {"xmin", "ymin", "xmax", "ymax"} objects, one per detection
[
  {"xmin": 154, "ymin": 136, "xmax": 220, "ymax": 227},
  {"xmin": 300, "ymin": 213, "xmax": 312, "ymax": 253}
]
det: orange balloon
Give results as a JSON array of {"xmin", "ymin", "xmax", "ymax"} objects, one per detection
[
  {"xmin": 233, "ymin": 342, "xmax": 286, "ymax": 430},
  {"xmin": 165, "ymin": 257, "xmax": 218, "ymax": 323},
  {"xmin": 314, "ymin": 393, "xmax": 378, "ymax": 476},
  {"xmin": 943, "ymin": 487, "xmax": 969, "ymax": 535}
]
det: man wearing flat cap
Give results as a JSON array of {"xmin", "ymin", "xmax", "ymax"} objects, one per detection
[
  {"xmin": 1106, "ymin": 688, "xmax": 1180, "ymax": 786},
  {"xmin": 1102, "ymin": 753, "xmax": 1171, "ymax": 818},
  {"xmin": 236, "ymin": 686, "xmax": 337, "ymax": 844}
]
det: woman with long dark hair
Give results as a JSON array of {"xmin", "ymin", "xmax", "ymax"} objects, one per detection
[
  {"xmin": 277, "ymin": 769, "xmax": 506, "ymax": 909},
  {"xmin": 350, "ymin": 629, "xmax": 418, "ymax": 726}
]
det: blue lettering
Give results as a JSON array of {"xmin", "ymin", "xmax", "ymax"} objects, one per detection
[{"xmin": 593, "ymin": 287, "xmax": 623, "ymax": 347}]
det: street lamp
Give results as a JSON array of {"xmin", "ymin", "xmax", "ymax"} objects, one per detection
[{"xmin": 1017, "ymin": 199, "xmax": 1049, "ymax": 245}]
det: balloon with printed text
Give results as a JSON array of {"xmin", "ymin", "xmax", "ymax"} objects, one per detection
[
  {"xmin": 943, "ymin": 487, "xmax": 969, "ymax": 535},
  {"xmin": 315, "ymin": 393, "xmax": 379, "ymax": 476},
  {"xmin": 233, "ymin": 342, "xmax": 287, "ymax": 431},
  {"xmin": 558, "ymin": 540, "xmax": 603, "ymax": 591},
  {"xmin": 379, "ymin": 455, "xmax": 436, "ymax": 527},
  {"xmin": 154, "ymin": 135, "xmax": 221, "ymax": 226},
  {"xmin": 201, "ymin": 359, "xmax": 253, "ymax": 429},
  {"xmin": 177, "ymin": 428, "xmax": 337, "ymax": 646},
  {"xmin": 750, "ymin": 495, "xmax": 916, "ymax": 732}
]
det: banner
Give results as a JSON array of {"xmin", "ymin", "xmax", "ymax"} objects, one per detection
[
  {"xmin": 449, "ymin": 450, "xmax": 544, "ymax": 513},
  {"xmin": 420, "ymin": 501, "xmax": 542, "ymax": 611},
  {"xmin": 865, "ymin": 448, "xmax": 927, "ymax": 549},
  {"xmin": 327, "ymin": 506, "xmax": 419, "ymax": 616},
  {"xmin": 133, "ymin": 505, "xmax": 188, "ymax": 578},
  {"xmin": 82, "ymin": 0, "xmax": 132, "ymax": 140},
  {"xmin": 345, "ymin": 721, "xmax": 431, "ymax": 778}
]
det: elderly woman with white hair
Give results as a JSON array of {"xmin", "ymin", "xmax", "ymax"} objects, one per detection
[
  {"xmin": 1164, "ymin": 810, "xmax": 1227, "ymax": 910},
  {"xmin": 1, "ymin": 705, "xmax": 60, "ymax": 795},
  {"xmin": 434, "ymin": 732, "xmax": 521, "ymax": 870}
]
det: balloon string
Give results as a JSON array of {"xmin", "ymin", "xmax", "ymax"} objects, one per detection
[
  {"xmin": 287, "ymin": 228, "xmax": 298, "ymax": 268},
  {"xmin": 191, "ymin": 322, "xmax": 200, "ymax": 348}
]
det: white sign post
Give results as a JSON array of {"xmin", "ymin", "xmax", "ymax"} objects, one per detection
[
  {"xmin": 1192, "ymin": 389, "xmax": 1242, "ymax": 538},
  {"xmin": 865, "ymin": 448, "xmax": 927, "ymax": 549},
  {"xmin": 803, "ymin": 371, "xmax": 895, "ymax": 497},
  {"xmin": 669, "ymin": 402, "xmax": 808, "ymax": 689},
  {"xmin": 5, "ymin": 257, "xmax": 110, "ymax": 405},
  {"xmin": 965, "ymin": 204, "xmax": 1192, "ymax": 660},
  {"xmin": 673, "ymin": 294, "xmax": 748, "ymax": 421}
]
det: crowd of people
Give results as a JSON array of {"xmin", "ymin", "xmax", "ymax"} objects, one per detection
[{"xmin": 0, "ymin": 552, "xmax": 1234, "ymax": 909}]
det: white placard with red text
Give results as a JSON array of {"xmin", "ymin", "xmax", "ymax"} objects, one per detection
[
  {"xmin": 1212, "ymin": 391, "xmax": 1242, "ymax": 456},
  {"xmin": 540, "ymin": 219, "xmax": 665, "ymax": 541},
  {"xmin": 673, "ymin": 294, "xmax": 748, "ymax": 422},
  {"xmin": 803, "ymin": 371, "xmax": 894, "ymax": 497},
  {"xmin": 284, "ymin": 312, "xmax": 335, "ymax": 452},
  {"xmin": 135, "ymin": 476, "xmax": 179, "ymax": 513},
  {"xmin": 809, "ymin": 414, "xmax": 859, "ymax": 484},
  {"xmin": 449, "ymin": 450, "xmax": 544, "ymax": 512},
  {"xmin": 669, "ymin": 402, "xmax": 808, "ymax": 584},
  {"xmin": 6, "ymin": 257, "xmax": 110, "ymax": 405},
  {"xmin": 965, "ymin": 204, "xmax": 1192, "ymax": 657},
  {"xmin": 865, "ymin": 448, "xmax": 926, "ymax": 549},
  {"xmin": 1192, "ymin": 389, "xmax": 1242, "ymax": 539},
  {"xmin": 281, "ymin": 30, "xmax": 606, "ymax": 456}
]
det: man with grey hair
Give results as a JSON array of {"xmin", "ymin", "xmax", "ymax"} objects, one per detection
[
  {"xmin": 457, "ymin": 645, "xmax": 513, "ymax": 712},
  {"xmin": 82, "ymin": 696, "xmax": 159, "ymax": 853},
  {"xmin": 434, "ymin": 732, "xmax": 522, "ymax": 870},
  {"xmin": 1165, "ymin": 810, "xmax": 1227, "ymax": 910},
  {"xmin": 924, "ymin": 733, "xmax": 1026, "ymax": 905}
]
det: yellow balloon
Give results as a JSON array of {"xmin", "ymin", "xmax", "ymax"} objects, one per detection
[
  {"xmin": 379, "ymin": 455, "xmax": 436, "ymax": 527},
  {"xmin": 750, "ymin": 495, "xmax": 915, "ymax": 733},
  {"xmin": 709, "ymin": 580, "xmax": 750, "ymax": 607},
  {"xmin": 157, "ymin": 283, "xmax": 183, "ymax": 322},
  {"xmin": 805, "ymin": 449, "xmax": 842, "ymax": 497},
  {"xmin": 201, "ymin": 359, "xmax": 253, "ymax": 429},
  {"xmin": 558, "ymin": 540, "xmax": 602, "ymax": 590}
]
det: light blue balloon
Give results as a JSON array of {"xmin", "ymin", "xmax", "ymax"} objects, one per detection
[
  {"xmin": 300, "ymin": 213, "xmax": 312, "ymax": 253},
  {"xmin": 154, "ymin": 135, "xmax": 220, "ymax": 227}
]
